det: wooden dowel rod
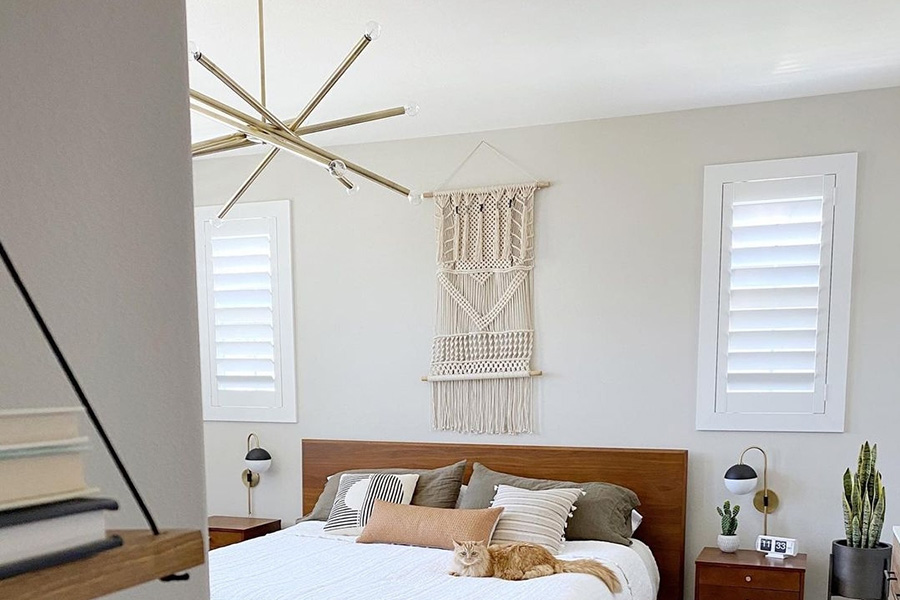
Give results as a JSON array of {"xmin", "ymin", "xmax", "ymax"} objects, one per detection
[
  {"xmin": 420, "ymin": 369, "xmax": 543, "ymax": 382},
  {"xmin": 422, "ymin": 181, "xmax": 551, "ymax": 199}
]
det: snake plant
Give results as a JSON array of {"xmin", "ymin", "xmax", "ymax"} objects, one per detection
[
  {"xmin": 717, "ymin": 500, "xmax": 740, "ymax": 535},
  {"xmin": 842, "ymin": 441, "xmax": 887, "ymax": 548}
]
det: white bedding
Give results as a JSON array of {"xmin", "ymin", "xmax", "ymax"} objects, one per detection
[{"xmin": 210, "ymin": 521, "xmax": 659, "ymax": 600}]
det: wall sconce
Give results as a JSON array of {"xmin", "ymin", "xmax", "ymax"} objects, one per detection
[
  {"xmin": 723, "ymin": 446, "xmax": 779, "ymax": 535},
  {"xmin": 242, "ymin": 433, "xmax": 272, "ymax": 515}
]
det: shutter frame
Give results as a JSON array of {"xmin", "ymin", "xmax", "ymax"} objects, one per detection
[
  {"xmin": 697, "ymin": 154, "xmax": 857, "ymax": 432},
  {"xmin": 195, "ymin": 200, "xmax": 297, "ymax": 423}
]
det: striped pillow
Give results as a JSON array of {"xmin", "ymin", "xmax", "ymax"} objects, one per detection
[
  {"xmin": 323, "ymin": 473, "xmax": 419, "ymax": 535},
  {"xmin": 490, "ymin": 484, "xmax": 584, "ymax": 554}
]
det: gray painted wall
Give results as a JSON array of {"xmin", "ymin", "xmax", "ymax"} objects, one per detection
[
  {"xmin": 0, "ymin": 2, "xmax": 208, "ymax": 598},
  {"xmin": 194, "ymin": 87, "xmax": 900, "ymax": 599}
]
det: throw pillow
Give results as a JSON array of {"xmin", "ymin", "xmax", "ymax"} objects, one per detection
[
  {"xmin": 301, "ymin": 460, "xmax": 466, "ymax": 522},
  {"xmin": 357, "ymin": 500, "xmax": 504, "ymax": 550},
  {"xmin": 323, "ymin": 473, "xmax": 419, "ymax": 535},
  {"xmin": 459, "ymin": 463, "xmax": 640, "ymax": 545},
  {"xmin": 490, "ymin": 484, "xmax": 584, "ymax": 554}
]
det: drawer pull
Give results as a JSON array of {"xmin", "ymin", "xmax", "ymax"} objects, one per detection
[
  {"xmin": 887, "ymin": 570, "xmax": 897, "ymax": 582},
  {"xmin": 745, "ymin": 575, "xmax": 752, "ymax": 582}
]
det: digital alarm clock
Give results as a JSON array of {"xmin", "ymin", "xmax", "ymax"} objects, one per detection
[{"xmin": 756, "ymin": 534, "xmax": 798, "ymax": 559}]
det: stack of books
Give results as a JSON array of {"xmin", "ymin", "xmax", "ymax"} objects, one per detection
[{"xmin": 0, "ymin": 407, "xmax": 122, "ymax": 580}]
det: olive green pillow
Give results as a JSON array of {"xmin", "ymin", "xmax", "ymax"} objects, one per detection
[
  {"xmin": 458, "ymin": 462, "xmax": 640, "ymax": 546},
  {"xmin": 301, "ymin": 460, "xmax": 467, "ymax": 522}
]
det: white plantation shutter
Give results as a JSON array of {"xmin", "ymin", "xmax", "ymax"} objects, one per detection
[
  {"xmin": 195, "ymin": 200, "xmax": 296, "ymax": 422},
  {"xmin": 697, "ymin": 154, "xmax": 857, "ymax": 432},
  {"xmin": 716, "ymin": 175, "xmax": 834, "ymax": 414}
]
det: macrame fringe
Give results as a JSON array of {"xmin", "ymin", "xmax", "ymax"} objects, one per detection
[{"xmin": 432, "ymin": 378, "xmax": 533, "ymax": 434}]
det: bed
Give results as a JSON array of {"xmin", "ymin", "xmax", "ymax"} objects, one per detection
[{"xmin": 210, "ymin": 439, "xmax": 688, "ymax": 600}]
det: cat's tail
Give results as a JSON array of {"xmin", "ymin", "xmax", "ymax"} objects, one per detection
[{"xmin": 558, "ymin": 559, "xmax": 621, "ymax": 593}]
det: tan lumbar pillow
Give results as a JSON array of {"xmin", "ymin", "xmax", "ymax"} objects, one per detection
[{"xmin": 357, "ymin": 500, "xmax": 504, "ymax": 550}]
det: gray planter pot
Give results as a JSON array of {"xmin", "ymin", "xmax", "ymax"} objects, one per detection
[{"xmin": 831, "ymin": 539, "xmax": 893, "ymax": 599}]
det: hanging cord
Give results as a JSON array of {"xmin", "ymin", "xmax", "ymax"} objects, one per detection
[
  {"xmin": 433, "ymin": 140, "xmax": 541, "ymax": 193},
  {"xmin": 258, "ymin": 0, "xmax": 266, "ymax": 107},
  {"xmin": 0, "ymin": 237, "xmax": 190, "ymax": 582}
]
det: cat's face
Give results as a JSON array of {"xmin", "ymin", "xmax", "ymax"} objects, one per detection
[{"xmin": 452, "ymin": 540, "xmax": 487, "ymax": 567}]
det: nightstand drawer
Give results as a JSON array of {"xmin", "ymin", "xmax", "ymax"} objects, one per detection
[
  {"xmin": 697, "ymin": 565, "xmax": 801, "ymax": 592},
  {"xmin": 698, "ymin": 584, "xmax": 799, "ymax": 600}
]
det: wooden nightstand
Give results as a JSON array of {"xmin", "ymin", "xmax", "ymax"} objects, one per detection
[
  {"xmin": 695, "ymin": 547, "xmax": 806, "ymax": 600},
  {"xmin": 208, "ymin": 516, "xmax": 281, "ymax": 550}
]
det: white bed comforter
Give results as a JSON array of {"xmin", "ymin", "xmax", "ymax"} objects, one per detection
[{"xmin": 210, "ymin": 522, "xmax": 659, "ymax": 600}]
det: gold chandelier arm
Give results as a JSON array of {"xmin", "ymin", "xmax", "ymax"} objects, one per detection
[
  {"xmin": 290, "ymin": 36, "xmax": 371, "ymax": 130},
  {"xmin": 258, "ymin": 0, "xmax": 266, "ymax": 108},
  {"xmin": 193, "ymin": 139, "xmax": 256, "ymax": 158},
  {"xmin": 191, "ymin": 107, "xmax": 408, "ymax": 159},
  {"xmin": 190, "ymin": 90, "xmax": 282, "ymax": 136},
  {"xmin": 218, "ymin": 34, "xmax": 373, "ymax": 219},
  {"xmin": 291, "ymin": 137, "xmax": 409, "ymax": 196},
  {"xmin": 192, "ymin": 136, "xmax": 255, "ymax": 158},
  {"xmin": 190, "ymin": 102, "xmax": 330, "ymax": 168},
  {"xmin": 192, "ymin": 133, "xmax": 255, "ymax": 158},
  {"xmin": 220, "ymin": 153, "xmax": 277, "ymax": 219},
  {"xmin": 295, "ymin": 107, "xmax": 406, "ymax": 136},
  {"xmin": 193, "ymin": 52, "xmax": 291, "ymax": 132},
  {"xmin": 192, "ymin": 132, "xmax": 244, "ymax": 151}
]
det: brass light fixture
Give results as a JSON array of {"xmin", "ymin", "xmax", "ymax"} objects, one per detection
[
  {"xmin": 189, "ymin": 0, "xmax": 422, "ymax": 220},
  {"xmin": 243, "ymin": 433, "xmax": 272, "ymax": 515},
  {"xmin": 723, "ymin": 446, "xmax": 779, "ymax": 535}
]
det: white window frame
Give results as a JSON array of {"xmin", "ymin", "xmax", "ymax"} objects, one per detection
[
  {"xmin": 194, "ymin": 199, "xmax": 297, "ymax": 423},
  {"xmin": 696, "ymin": 153, "xmax": 857, "ymax": 432}
]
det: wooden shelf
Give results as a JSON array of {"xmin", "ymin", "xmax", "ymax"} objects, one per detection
[{"xmin": 0, "ymin": 529, "xmax": 204, "ymax": 600}]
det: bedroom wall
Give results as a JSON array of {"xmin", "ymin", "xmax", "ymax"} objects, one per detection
[
  {"xmin": 194, "ymin": 86, "xmax": 900, "ymax": 600},
  {"xmin": 0, "ymin": 2, "xmax": 209, "ymax": 599}
]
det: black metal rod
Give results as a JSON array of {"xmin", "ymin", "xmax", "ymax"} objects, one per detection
[{"xmin": 0, "ymin": 237, "xmax": 161, "ymax": 536}]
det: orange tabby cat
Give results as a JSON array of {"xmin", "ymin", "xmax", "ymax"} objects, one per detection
[{"xmin": 450, "ymin": 540, "xmax": 621, "ymax": 593}]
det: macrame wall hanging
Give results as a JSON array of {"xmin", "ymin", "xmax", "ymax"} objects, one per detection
[{"xmin": 423, "ymin": 142, "xmax": 548, "ymax": 434}]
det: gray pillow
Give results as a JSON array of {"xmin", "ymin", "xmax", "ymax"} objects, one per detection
[
  {"xmin": 458, "ymin": 463, "xmax": 640, "ymax": 546},
  {"xmin": 301, "ymin": 460, "xmax": 467, "ymax": 522}
]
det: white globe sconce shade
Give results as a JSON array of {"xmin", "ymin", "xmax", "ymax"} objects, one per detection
[
  {"xmin": 245, "ymin": 447, "xmax": 272, "ymax": 474},
  {"xmin": 242, "ymin": 433, "xmax": 272, "ymax": 514},
  {"xmin": 723, "ymin": 463, "xmax": 758, "ymax": 495}
]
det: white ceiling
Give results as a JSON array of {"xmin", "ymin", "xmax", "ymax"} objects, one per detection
[{"xmin": 187, "ymin": 1, "xmax": 900, "ymax": 148}]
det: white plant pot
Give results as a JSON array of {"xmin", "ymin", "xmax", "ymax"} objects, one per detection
[{"xmin": 717, "ymin": 534, "xmax": 740, "ymax": 553}]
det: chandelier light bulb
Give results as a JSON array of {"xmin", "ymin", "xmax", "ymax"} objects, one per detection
[
  {"xmin": 404, "ymin": 103, "xmax": 420, "ymax": 117},
  {"xmin": 407, "ymin": 189, "xmax": 424, "ymax": 206},
  {"xmin": 328, "ymin": 159, "xmax": 347, "ymax": 178},
  {"xmin": 188, "ymin": 40, "xmax": 201, "ymax": 60},
  {"xmin": 364, "ymin": 21, "xmax": 382, "ymax": 41}
]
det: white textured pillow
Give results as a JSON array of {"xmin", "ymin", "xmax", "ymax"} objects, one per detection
[
  {"xmin": 323, "ymin": 473, "xmax": 419, "ymax": 535},
  {"xmin": 454, "ymin": 484, "xmax": 468, "ymax": 509},
  {"xmin": 490, "ymin": 484, "xmax": 584, "ymax": 554}
]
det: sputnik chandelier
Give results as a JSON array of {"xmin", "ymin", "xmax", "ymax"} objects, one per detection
[{"xmin": 189, "ymin": 0, "xmax": 421, "ymax": 220}]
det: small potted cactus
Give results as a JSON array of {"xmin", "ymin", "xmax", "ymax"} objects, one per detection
[
  {"xmin": 716, "ymin": 500, "xmax": 740, "ymax": 553},
  {"xmin": 831, "ymin": 441, "xmax": 892, "ymax": 600}
]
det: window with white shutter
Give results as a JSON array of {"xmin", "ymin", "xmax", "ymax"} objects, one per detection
[
  {"xmin": 697, "ymin": 154, "xmax": 857, "ymax": 432},
  {"xmin": 194, "ymin": 199, "xmax": 296, "ymax": 422}
]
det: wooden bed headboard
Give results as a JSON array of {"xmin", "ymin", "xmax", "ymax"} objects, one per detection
[{"xmin": 302, "ymin": 439, "xmax": 688, "ymax": 600}]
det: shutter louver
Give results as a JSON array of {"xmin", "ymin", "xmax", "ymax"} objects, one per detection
[{"xmin": 716, "ymin": 175, "xmax": 836, "ymax": 415}]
